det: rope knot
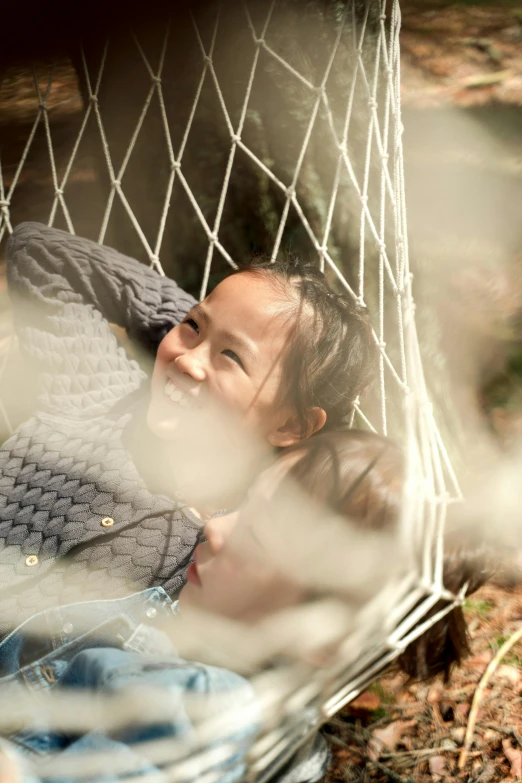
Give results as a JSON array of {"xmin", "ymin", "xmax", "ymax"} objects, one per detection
[
  {"xmin": 89, "ymin": 95, "xmax": 99, "ymax": 105},
  {"xmin": 285, "ymin": 185, "xmax": 295, "ymax": 199}
]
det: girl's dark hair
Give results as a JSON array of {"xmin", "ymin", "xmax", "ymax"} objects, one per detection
[
  {"xmin": 397, "ymin": 550, "xmax": 489, "ymax": 683},
  {"xmin": 237, "ymin": 254, "xmax": 375, "ymax": 434},
  {"xmin": 280, "ymin": 429, "xmax": 490, "ymax": 683}
]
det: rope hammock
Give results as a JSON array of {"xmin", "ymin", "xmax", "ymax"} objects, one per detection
[{"xmin": 0, "ymin": 0, "xmax": 463, "ymax": 780}]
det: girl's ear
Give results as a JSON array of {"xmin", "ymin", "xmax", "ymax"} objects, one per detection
[{"xmin": 268, "ymin": 407, "xmax": 327, "ymax": 448}]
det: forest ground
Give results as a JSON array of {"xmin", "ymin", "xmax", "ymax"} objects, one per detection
[{"xmin": 324, "ymin": 581, "xmax": 522, "ymax": 783}]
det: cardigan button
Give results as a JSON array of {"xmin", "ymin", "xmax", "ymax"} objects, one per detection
[
  {"xmin": 25, "ymin": 555, "xmax": 38, "ymax": 567},
  {"xmin": 101, "ymin": 517, "xmax": 115, "ymax": 528}
]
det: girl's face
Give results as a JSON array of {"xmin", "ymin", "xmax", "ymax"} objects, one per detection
[
  {"xmin": 180, "ymin": 456, "xmax": 304, "ymax": 620},
  {"xmin": 180, "ymin": 511, "xmax": 303, "ymax": 620},
  {"xmin": 147, "ymin": 273, "xmax": 303, "ymax": 446}
]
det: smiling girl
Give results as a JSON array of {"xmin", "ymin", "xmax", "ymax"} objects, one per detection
[{"xmin": 0, "ymin": 223, "xmax": 374, "ymax": 636}]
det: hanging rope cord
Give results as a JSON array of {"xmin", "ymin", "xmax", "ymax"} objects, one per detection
[{"xmin": 0, "ymin": 1, "xmax": 468, "ymax": 779}]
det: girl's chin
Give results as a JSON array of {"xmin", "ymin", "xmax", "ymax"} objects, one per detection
[
  {"xmin": 146, "ymin": 404, "xmax": 183, "ymax": 441},
  {"xmin": 178, "ymin": 581, "xmax": 202, "ymax": 608}
]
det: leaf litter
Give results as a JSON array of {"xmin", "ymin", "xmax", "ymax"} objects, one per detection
[{"xmin": 323, "ymin": 581, "xmax": 522, "ymax": 782}]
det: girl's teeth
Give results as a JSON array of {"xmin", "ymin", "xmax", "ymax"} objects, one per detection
[{"xmin": 164, "ymin": 380, "xmax": 191, "ymax": 407}]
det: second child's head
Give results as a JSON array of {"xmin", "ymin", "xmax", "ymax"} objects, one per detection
[
  {"xmin": 147, "ymin": 255, "xmax": 374, "ymax": 446},
  {"xmin": 182, "ymin": 429, "xmax": 402, "ymax": 620},
  {"xmin": 182, "ymin": 429, "xmax": 487, "ymax": 683}
]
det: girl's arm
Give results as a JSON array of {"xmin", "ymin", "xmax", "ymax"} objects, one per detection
[
  {"xmin": 6, "ymin": 222, "xmax": 196, "ymax": 352},
  {"xmin": 5, "ymin": 222, "xmax": 197, "ymax": 418}
]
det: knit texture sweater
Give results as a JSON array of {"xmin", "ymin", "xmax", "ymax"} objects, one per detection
[{"xmin": 0, "ymin": 222, "xmax": 201, "ymax": 636}]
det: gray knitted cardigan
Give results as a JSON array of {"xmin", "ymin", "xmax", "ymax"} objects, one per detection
[{"xmin": 0, "ymin": 222, "xmax": 202, "ymax": 636}]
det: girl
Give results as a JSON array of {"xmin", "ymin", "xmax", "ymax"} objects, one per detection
[
  {"xmin": 183, "ymin": 429, "xmax": 487, "ymax": 681},
  {"xmin": 0, "ymin": 222, "xmax": 374, "ymax": 637},
  {"xmin": 0, "ymin": 430, "xmax": 488, "ymax": 783}
]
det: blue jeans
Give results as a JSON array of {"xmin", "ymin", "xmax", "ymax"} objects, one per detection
[{"xmin": 0, "ymin": 589, "xmax": 258, "ymax": 782}]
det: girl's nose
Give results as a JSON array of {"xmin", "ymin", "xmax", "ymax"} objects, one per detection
[
  {"xmin": 203, "ymin": 512, "xmax": 239, "ymax": 556},
  {"xmin": 174, "ymin": 347, "xmax": 207, "ymax": 383}
]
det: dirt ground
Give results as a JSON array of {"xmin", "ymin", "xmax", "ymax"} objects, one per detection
[
  {"xmin": 324, "ymin": 580, "xmax": 522, "ymax": 782},
  {"xmin": 400, "ymin": 2, "xmax": 522, "ymax": 108}
]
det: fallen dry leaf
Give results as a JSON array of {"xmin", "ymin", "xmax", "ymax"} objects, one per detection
[
  {"xmin": 429, "ymin": 754, "xmax": 448, "ymax": 781},
  {"xmin": 454, "ymin": 703, "xmax": 471, "ymax": 725},
  {"xmin": 494, "ymin": 664, "xmax": 520, "ymax": 686},
  {"xmin": 502, "ymin": 738, "xmax": 522, "ymax": 778},
  {"xmin": 349, "ymin": 690, "xmax": 381, "ymax": 712},
  {"xmin": 428, "ymin": 683, "xmax": 443, "ymax": 704},
  {"xmin": 483, "ymin": 728, "xmax": 501, "ymax": 743},
  {"xmin": 400, "ymin": 701, "xmax": 425, "ymax": 717},
  {"xmin": 451, "ymin": 727, "xmax": 466, "ymax": 744},
  {"xmin": 468, "ymin": 651, "xmax": 494, "ymax": 667},
  {"xmin": 368, "ymin": 720, "xmax": 416, "ymax": 761}
]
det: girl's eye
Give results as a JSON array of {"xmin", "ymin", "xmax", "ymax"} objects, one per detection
[
  {"xmin": 184, "ymin": 317, "xmax": 199, "ymax": 334},
  {"xmin": 222, "ymin": 349, "xmax": 244, "ymax": 369}
]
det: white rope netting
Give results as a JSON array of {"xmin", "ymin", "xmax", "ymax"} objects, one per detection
[{"xmin": 0, "ymin": 1, "xmax": 464, "ymax": 780}]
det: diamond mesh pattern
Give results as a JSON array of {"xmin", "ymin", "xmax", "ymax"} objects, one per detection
[{"xmin": 0, "ymin": 1, "xmax": 463, "ymax": 779}]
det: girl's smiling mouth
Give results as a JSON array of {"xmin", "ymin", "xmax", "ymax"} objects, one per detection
[{"xmin": 164, "ymin": 378, "xmax": 196, "ymax": 408}]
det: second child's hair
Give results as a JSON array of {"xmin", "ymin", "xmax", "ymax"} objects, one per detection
[
  {"xmin": 237, "ymin": 254, "xmax": 375, "ymax": 435},
  {"xmin": 278, "ymin": 429, "xmax": 489, "ymax": 683}
]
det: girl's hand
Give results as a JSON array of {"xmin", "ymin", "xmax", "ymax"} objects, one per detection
[{"xmin": 0, "ymin": 743, "xmax": 23, "ymax": 783}]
